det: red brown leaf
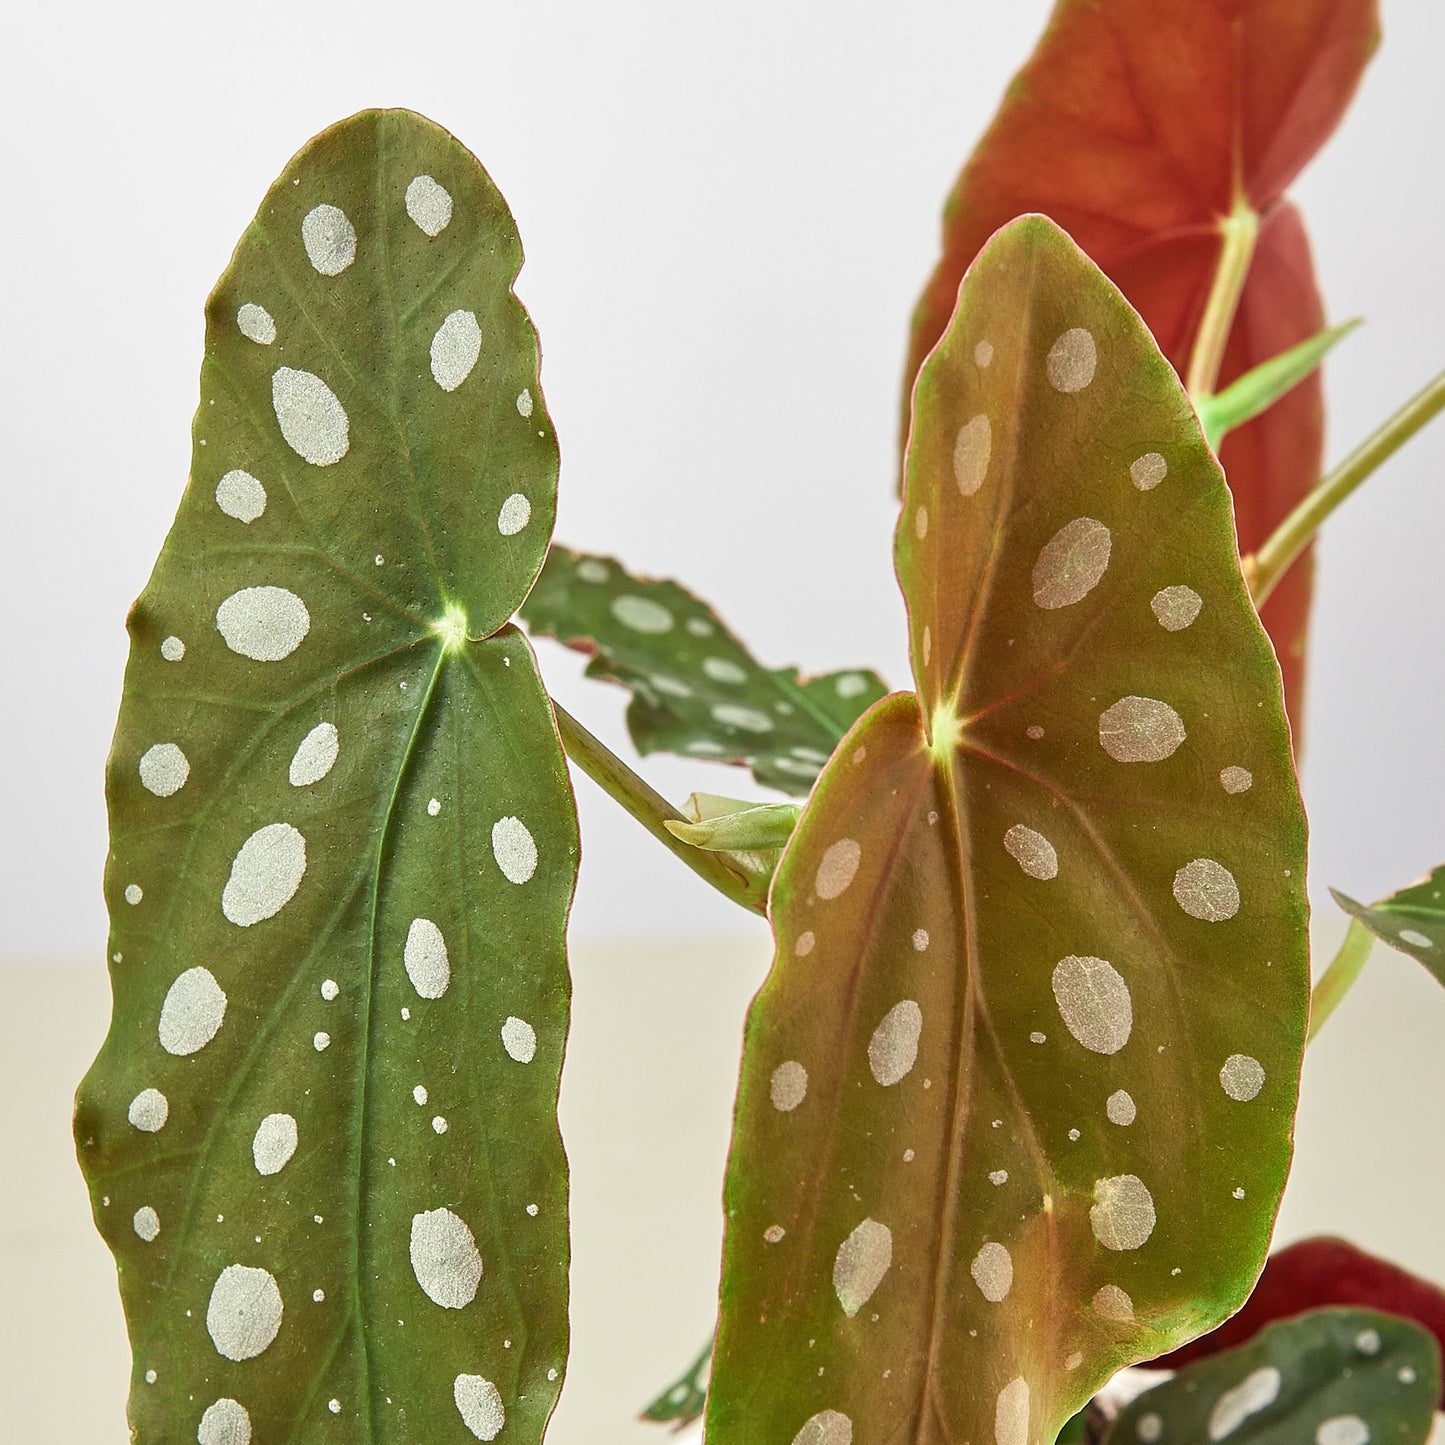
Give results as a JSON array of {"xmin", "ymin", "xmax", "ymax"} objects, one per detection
[{"xmin": 905, "ymin": 0, "xmax": 1380, "ymax": 741}]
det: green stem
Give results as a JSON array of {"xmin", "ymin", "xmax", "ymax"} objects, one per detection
[
  {"xmin": 1186, "ymin": 197, "xmax": 1260, "ymax": 402},
  {"xmin": 1248, "ymin": 365, "xmax": 1445, "ymax": 608},
  {"xmin": 551, "ymin": 702, "xmax": 769, "ymax": 915},
  {"xmin": 1306, "ymin": 919, "xmax": 1375, "ymax": 1044}
]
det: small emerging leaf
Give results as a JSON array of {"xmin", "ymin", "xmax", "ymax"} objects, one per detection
[
  {"xmin": 1110, "ymin": 1308, "xmax": 1440, "ymax": 1445},
  {"xmin": 1199, "ymin": 320, "xmax": 1361, "ymax": 452},
  {"xmin": 707, "ymin": 217, "xmax": 1309, "ymax": 1445},
  {"xmin": 76, "ymin": 111, "xmax": 578, "ymax": 1443},
  {"xmin": 1155, "ymin": 1237, "xmax": 1445, "ymax": 1408},
  {"xmin": 1332, "ymin": 867, "xmax": 1445, "ymax": 984},
  {"xmin": 665, "ymin": 797, "xmax": 802, "ymax": 852},
  {"xmin": 520, "ymin": 546, "xmax": 887, "ymax": 794}
]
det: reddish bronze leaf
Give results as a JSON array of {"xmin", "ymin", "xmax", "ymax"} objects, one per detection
[
  {"xmin": 707, "ymin": 217, "xmax": 1308, "ymax": 1445},
  {"xmin": 905, "ymin": 0, "xmax": 1380, "ymax": 740},
  {"xmin": 1155, "ymin": 1238, "xmax": 1445, "ymax": 1406}
]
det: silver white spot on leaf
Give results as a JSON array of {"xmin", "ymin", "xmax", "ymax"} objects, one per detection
[
  {"xmin": 974, "ymin": 339, "xmax": 994, "ymax": 367},
  {"xmin": 1033, "ymin": 517, "xmax": 1112, "ymax": 608},
  {"xmin": 271, "ymin": 367, "xmax": 349, "ymax": 466},
  {"xmin": 222, "ymin": 822, "xmax": 306, "ymax": 926},
  {"xmin": 236, "ymin": 302, "xmax": 276, "ymax": 344},
  {"xmin": 301, "ymin": 203, "xmax": 356, "ymax": 275},
  {"xmin": 133, "ymin": 1205, "xmax": 160, "ymax": 1242},
  {"xmin": 1131, "ymin": 453, "xmax": 1168, "ymax": 491},
  {"xmin": 252, "ymin": 1113, "xmax": 297, "ymax": 1176},
  {"xmin": 970, "ymin": 1241, "xmax": 1013, "ymax": 1302},
  {"xmin": 404, "ymin": 919, "xmax": 451, "ymax": 999},
  {"xmin": 1173, "ymin": 858, "xmax": 1240, "ymax": 921},
  {"xmin": 770, "ymin": 1060, "xmax": 808, "ymax": 1111},
  {"xmin": 791, "ymin": 1409, "xmax": 852, "ymax": 1445},
  {"xmin": 833, "ymin": 1218, "xmax": 892, "ymax": 1317},
  {"xmin": 1220, "ymin": 766, "xmax": 1254, "ymax": 794},
  {"xmin": 206, "ymin": 1264, "xmax": 283, "ymax": 1361},
  {"xmin": 1152, "ymin": 585, "xmax": 1203, "ymax": 631},
  {"xmin": 868, "ymin": 1000, "xmax": 923, "ymax": 1086},
  {"xmin": 497, "ymin": 493, "xmax": 531, "ymax": 535},
  {"xmin": 160, "ymin": 636, "xmax": 185, "ymax": 662},
  {"xmin": 1047, "ymin": 327, "xmax": 1097, "ymax": 391},
  {"xmin": 1399, "ymin": 929, "xmax": 1433, "ymax": 949},
  {"xmin": 128, "ymin": 1088, "xmax": 168, "ymax": 1132},
  {"xmin": 516, "ymin": 388, "xmax": 534, "ymax": 418},
  {"xmin": 1355, "ymin": 1329, "xmax": 1382, "ymax": 1355},
  {"xmin": 1207, "ymin": 1366, "xmax": 1281, "ymax": 1440},
  {"xmin": 1106, "ymin": 1089, "xmax": 1137, "ymax": 1126},
  {"xmin": 711, "ymin": 703, "xmax": 773, "ymax": 733},
  {"xmin": 1316, "ymin": 1418, "xmax": 1370, "ymax": 1445},
  {"xmin": 815, "ymin": 838, "xmax": 861, "ymax": 900},
  {"xmin": 996, "ymin": 1376, "xmax": 1030, "ymax": 1445},
  {"xmin": 455, "ymin": 1375, "xmax": 505, "ymax": 1440},
  {"xmin": 124, "ymin": 883, "xmax": 142, "ymax": 905},
  {"xmin": 491, "ymin": 816, "xmax": 538, "ymax": 884},
  {"xmin": 215, "ymin": 469, "xmax": 266, "ymax": 522},
  {"xmin": 953, "ymin": 414, "xmax": 992, "ymax": 496},
  {"xmin": 406, "ymin": 175, "xmax": 453, "ymax": 236},
  {"xmin": 501, "ymin": 1016, "xmax": 537, "ymax": 1063},
  {"xmin": 1099, "ymin": 696, "xmax": 1186, "ymax": 762},
  {"xmin": 198, "ymin": 1397, "xmax": 252, "ymax": 1445},
  {"xmin": 138, "ymin": 743, "xmax": 190, "ymax": 798},
  {"xmin": 610, "ymin": 595, "xmax": 673, "ymax": 633},
  {"xmin": 1219, "ymin": 1054, "xmax": 1265, "ymax": 1102},
  {"xmin": 703, "ymin": 656, "xmax": 748, "ymax": 685},
  {"xmin": 159, "ymin": 967, "xmax": 227, "ymax": 1056},
  {"xmin": 289, "ymin": 722, "xmax": 339, "ymax": 787},
  {"xmin": 1090, "ymin": 1174, "xmax": 1157, "ymax": 1251},
  {"xmin": 216, "ymin": 585, "xmax": 310, "ymax": 661},
  {"xmin": 1093, "ymin": 1284, "xmax": 1134, "ymax": 1321},
  {"xmin": 410, "ymin": 1207, "xmax": 482, "ymax": 1309},
  {"xmin": 1004, "ymin": 824, "xmax": 1058, "ymax": 880},
  {"xmin": 1052, "ymin": 955, "xmax": 1132, "ymax": 1055},
  {"xmin": 430, "ymin": 309, "xmax": 482, "ymax": 392}
]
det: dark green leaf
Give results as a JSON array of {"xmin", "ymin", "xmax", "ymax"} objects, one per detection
[
  {"xmin": 75, "ymin": 110, "xmax": 578, "ymax": 1444},
  {"xmin": 707, "ymin": 217, "xmax": 1308, "ymax": 1445},
  {"xmin": 519, "ymin": 545, "xmax": 887, "ymax": 795},
  {"xmin": 1109, "ymin": 1308, "xmax": 1440, "ymax": 1445},
  {"xmin": 1333, "ymin": 868, "xmax": 1445, "ymax": 983},
  {"xmin": 642, "ymin": 1334, "xmax": 713, "ymax": 1431}
]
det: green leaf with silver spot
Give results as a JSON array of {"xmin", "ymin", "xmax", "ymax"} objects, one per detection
[
  {"xmin": 1108, "ymin": 1307, "xmax": 1440, "ymax": 1445},
  {"xmin": 520, "ymin": 544, "xmax": 888, "ymax": 795},
  {"xmin": 75, "ymin": 109, "xmax": 578, "ymax": 1444}
]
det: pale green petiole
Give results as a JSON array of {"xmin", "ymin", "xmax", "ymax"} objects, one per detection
[
  {"xmin": 1306, "ymin": 919, "xmax": 1376, "ymax": 1044},
  {"xmin": 1185, "ymin": 196, "xmax": 1260, "ymax": 402},
  {"xmin": 552, "ymin": 703, "xmax": 771, "ymax": 914},
  {"xmin": 1247, "ymin": 365, "xmax": 1445, "ymax": 608}
]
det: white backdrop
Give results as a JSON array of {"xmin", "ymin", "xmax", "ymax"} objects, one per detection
[{"xmin": 3, "ymin": 0, "xmax": 1443, "ymax": 957}]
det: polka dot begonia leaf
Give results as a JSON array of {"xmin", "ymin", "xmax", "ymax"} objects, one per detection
[
  {"xmin": 75, "ymin": 111, "xmax": 578, "ymax": 1443},
  {"xmin": 1111, "ymin": 1308, "xmax": 1440, "ymax": 1445},
  {"xmin": 903, "ymin": 0, "xmax": 1380, "ymax": 749},
  {"xmin": 1332, "ymin": 866, "xmax": 1445, "ymax": 985},
  {"xmin": 706, "ymin": 217, "xmax": 1309, "ymax": 1445},
  {"xmin": 520, "ymin": 545, "xmax": 887, "ymax": 795}
]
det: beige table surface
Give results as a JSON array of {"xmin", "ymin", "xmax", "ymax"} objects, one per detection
[{"xmin": 4, "ymin": 929, "xmax": 1444, "ymax": 1443}]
